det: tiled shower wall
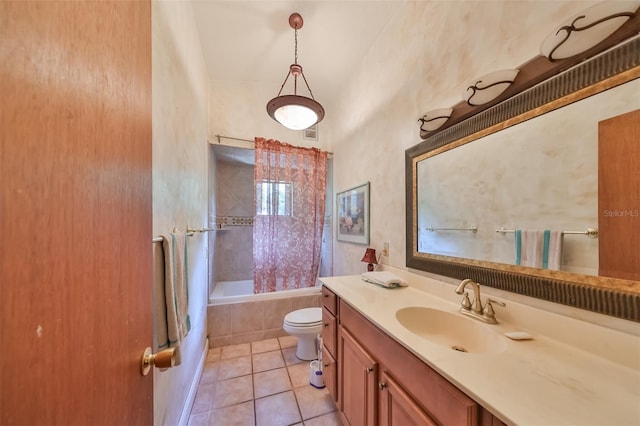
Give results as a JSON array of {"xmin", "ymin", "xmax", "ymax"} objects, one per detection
[
  {"xmin": 214, "ymin": 161, "xmax": 254, "ymax": 283},
  {"xmin": 212, "ymin": 157, "xmax": 334, "ymax": 285}
]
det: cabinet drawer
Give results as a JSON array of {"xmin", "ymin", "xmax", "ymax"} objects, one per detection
[
  {"xmin": 322, "ymin": 307, "xmax": 337, "ymax": 356},
  {"xmin": 322, "ymin": 345, "xmax": 338, "ymax": 403},
  {"xmin": 322, "ymin": 286, "xmax": 337, "ymax": 315}
]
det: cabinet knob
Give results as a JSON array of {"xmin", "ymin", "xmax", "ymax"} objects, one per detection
[
  {"xmin": 323, "ymin": 294, "xmax": 329, "ymax": 298},
  {"xmin": 379, "ymin": 382, "xmax": 387, "ymax": 390},
  {"xmin": 366, "ymin": 367, "xmax": 373, "ymax": 373},
  {"xmin": 324, "ymin": 323, "xmax": 329, "ymax": 327}
]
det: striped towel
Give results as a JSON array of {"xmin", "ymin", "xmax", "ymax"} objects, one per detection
[
  {"xmin": 515, "ymin": 230, "xmax": 563, "ymax": 270},
  {"xmin": 155, "ymin": 231, "xmax": 190, "ymax": 365},
  {"xmin": 542, "ymin": 230, "xmax": 563, "ymax": 270}
]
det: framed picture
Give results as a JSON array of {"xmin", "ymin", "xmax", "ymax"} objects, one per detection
[{"xmin": 336, "ymin": 182, "xmax": 370, "ymax": 244}]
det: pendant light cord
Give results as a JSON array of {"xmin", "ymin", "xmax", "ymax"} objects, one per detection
[{"xmin": 294, "ymin": 27, "xmax": 298, "ymax": 65}]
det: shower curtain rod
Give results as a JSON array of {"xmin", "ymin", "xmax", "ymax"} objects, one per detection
[{"xmin": 212, "ymin": 134, "xmax": 333, "ymax": 156}]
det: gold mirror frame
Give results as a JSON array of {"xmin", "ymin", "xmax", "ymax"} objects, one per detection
[{"xmin": 406, "ymin": 36, "xmax": 640, "ymax": 322}]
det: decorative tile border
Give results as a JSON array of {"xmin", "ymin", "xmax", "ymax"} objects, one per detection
[{"xmin": 216, "ymin": 216, "xmax": 254, "ymax": 227}]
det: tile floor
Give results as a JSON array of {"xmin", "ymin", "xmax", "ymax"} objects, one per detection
[{"xmin": 188, "ymin": 336, "xmax": 340, "ymax": 426}]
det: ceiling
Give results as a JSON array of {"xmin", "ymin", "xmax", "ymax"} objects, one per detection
[{"xmin": 191, "ymin": 1, "xmax": 402, "ymax": 107}]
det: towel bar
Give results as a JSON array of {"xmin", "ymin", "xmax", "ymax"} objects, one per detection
[
  {"xmin": 495, "ymin": 227, "xmax": 599, "ymax": 238},
  {"xmin": 426, "ymin": 226, "xmax": 478, "ymax": 233}
]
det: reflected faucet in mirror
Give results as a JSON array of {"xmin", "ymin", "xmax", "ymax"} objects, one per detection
[{"xmin": 455, "ymin": 279, "xmax": 505, "ymax": 324}]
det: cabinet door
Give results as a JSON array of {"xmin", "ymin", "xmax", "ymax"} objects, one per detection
[
  {"xmin": 323, "ymin": 345, "xmax": 338, "ymax": 403},
  {"xmin": 339, "ymin": 326, "xmax": 378, "ymax": 426},
  {"xmin": 379, "ymin": 371, "xmax": 437, "ymax": 426}
]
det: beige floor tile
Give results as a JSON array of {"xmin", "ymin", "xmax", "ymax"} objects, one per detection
[
  {"xmin": 278, "ymin": 335, "xmax": 298, "ymax": 349},
  {"xmin": 209, "ymin": 401, "xmax": 255, "ymax": 426},
  {"xmin": 252, "ymin": 350, "xmax": 285, "ymax": 372},
  {"xmin": 219, "ymin": 355, "xmax": 252, "ymax": 380},
  {"xmin": 252, "ymin": 338, "xmax": 280, "ymax": 354},
  {"xmin": 295, "ymin": 386, "xmax": 336, "ymax": 420},
  {"xmin": 303, "ymin": 411, "xmax": 341, "ymax": 426},
  {"xmin": 254, "ymin": 367, "xmax": 292, "ymax": 399},
  {"xmin": 187, "ymin": 411, "xmax": 209, "ymax": 426},
  {"xmin": 221, "ymin": 343, "xmax": 251, "ymax": 359},
  {"xmin": 200, "ymin": 362, "xmax": 219, "ymax": 384},
  {"xmin": 191, "ymin": 383, "xmax": 215, "ymax": 415},
  {"xmin": 255, "ymin": 391, "xmax": 302, "ymax": 426},
  {"xmin": 206, "ymin": 347, "xmax": 222, "ymax": 363},
  {"xmin": 211, "ymin": 375, "xmax": 254, "ymax": 409},
  {"xmin": 287, "ymin": 362, "xmax": 311, "ymax": 388},
  {"xmin": 282, "ymin": 347, "xmax": 303, "ymax": 366}
]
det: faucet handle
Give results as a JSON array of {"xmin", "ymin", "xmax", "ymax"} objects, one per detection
[
  {"xmin": 487, "ymin": 298, "xmax": 506, "ymax": 307},
  {"xmin": 460, "ymin": 292, "xmax": 472, "ymax": 311},
  {"xmin": 483, "ymin": 298, "xmax": 506, "ymax": 319}
]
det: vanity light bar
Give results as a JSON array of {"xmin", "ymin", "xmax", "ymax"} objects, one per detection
[
  {"xmin": 426, "ymin": 226, "xmax": 478, "ymax": 233},
  {"xmin": 495, "ymin": 227, "xmax": 599, "ymax": 239}
]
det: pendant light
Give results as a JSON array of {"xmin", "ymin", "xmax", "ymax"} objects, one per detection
[{"xmin": 266, "ymin": 13, "xmax": 325, "ymax": 131}]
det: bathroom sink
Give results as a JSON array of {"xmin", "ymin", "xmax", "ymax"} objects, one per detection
[{"xmin": 395, "ymin": 307, "xmax": 507, "ymax": 354}]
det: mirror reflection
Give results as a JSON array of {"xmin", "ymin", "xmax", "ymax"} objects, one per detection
[{"xmin": 416, "ymin": 79, "xmax": 639, "ymax": 279}]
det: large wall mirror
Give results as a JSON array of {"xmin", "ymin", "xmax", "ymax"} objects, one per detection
[{"xmin": 406, "ymin": 33, "xmax": 640, "ymax": 322}]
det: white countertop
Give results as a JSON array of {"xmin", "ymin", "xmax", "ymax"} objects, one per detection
[{"xmin": 320, "ymin": 270, "xmax": 640, "ymax": 425}]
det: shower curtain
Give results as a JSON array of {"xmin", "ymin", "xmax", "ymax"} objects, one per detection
[{"xmin": 253, "ymin": 137, "xmax": 328, "ymax": 293}]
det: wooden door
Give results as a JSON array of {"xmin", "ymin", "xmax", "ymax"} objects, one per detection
[
  {"xmin": 0, "ymin": 1, "xmax": 153, "ymax": 424},
  {"xmin": 379, "ymin": 371, "xmax": 436, "ymax": 426},
  {"xmin": 338, "ymin": 327, "xmax": 378, "ymax": 426},
  {"xmin": 598, "ymin": 109, "xmax": 640, "ymax": 280}
]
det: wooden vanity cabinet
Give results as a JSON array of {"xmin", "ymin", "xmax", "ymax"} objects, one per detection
[
  {"xmin": 336, "ymin": 297, "xmax": 506, "ymax": 426},
  {"xmin": 321, "ymin": 286, "xmax": 338, "ymax": 402},
  {"xmin": 379, "ymin": 370, "xmax": 436, "ymax": 426},
  {"xmin": 338, "ymin": 326, "xmax": 378, "ymax": 426}
]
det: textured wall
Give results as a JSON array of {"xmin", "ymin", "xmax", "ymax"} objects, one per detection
[{"xmin": 152, "ymin": 1, "xmax": 209, "ymax": 425}]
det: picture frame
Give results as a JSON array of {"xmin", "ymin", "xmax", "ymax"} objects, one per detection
[{"xmin": 336, "ymin": 182, "xmax": 370, "ymax": 244}]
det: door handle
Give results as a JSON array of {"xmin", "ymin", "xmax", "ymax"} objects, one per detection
[{"xmin": 140, "ymin": 347, "xmax": 176, "ymax": 376}]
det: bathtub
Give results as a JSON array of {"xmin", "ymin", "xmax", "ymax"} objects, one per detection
[
  {"xmin": 207, "ymin": 279, "xmax": 323, "ymax": 348},
  {"xmin": 209, "ymin": 279, "xmax": 322, "ymax": 305}
]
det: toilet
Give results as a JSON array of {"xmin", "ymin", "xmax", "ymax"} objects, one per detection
[{"xmin": 283, "ymin": 307, "xmax": 323, "ymax": 360}]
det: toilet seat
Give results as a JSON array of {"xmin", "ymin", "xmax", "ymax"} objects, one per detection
[{"xmin": 283, "ymin": 307, "xmax": 322, "ymax": 328}]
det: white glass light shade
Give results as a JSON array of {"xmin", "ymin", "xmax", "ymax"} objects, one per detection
[
  {"xmin": 540, "ymin": 1, "xmax": 639, "ymax": 61},
  {"xmin": 267, "ymin": 95, "xmax": 325, "ymax": 130},
  {"xmin": 463, "ymin": 69, "xmax": 519, "ymax": 106},
  {"xmin": 419, "ymin": 108, "xmax": 453, "ymax": 132}
]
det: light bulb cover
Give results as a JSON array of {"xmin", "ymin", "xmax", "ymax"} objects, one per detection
[
  {"xmin": 540, "ymin": 1, "xmax": 639, "ymax": 61},
  {"xmin": 267, "ymin": 95, "xmax": 325, "ymax": 130},
  {"xmin": 418, "ymin": 108, "xmax": 453, "ymax": 133},
  {"xmin": 462, "ymin": 69, "xmax": 519, "ymax": 106}
]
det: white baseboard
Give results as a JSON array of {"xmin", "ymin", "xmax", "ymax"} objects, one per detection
[{"xmin": 178, "ymin": 338, "xmax": 208, "ymax": 426}]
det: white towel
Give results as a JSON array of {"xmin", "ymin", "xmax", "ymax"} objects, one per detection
[
  {"xmin": 361, "ymin": 271, "xmax": 407, "ymax": 289},
  {"xmin": 155, "ymin": 231, "xmax": 190, "ymax": 365}
]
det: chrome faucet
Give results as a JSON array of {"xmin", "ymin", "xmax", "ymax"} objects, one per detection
[{"xmin": 455, "ymin": 279, "xmax": 505, "ymax": 324}]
